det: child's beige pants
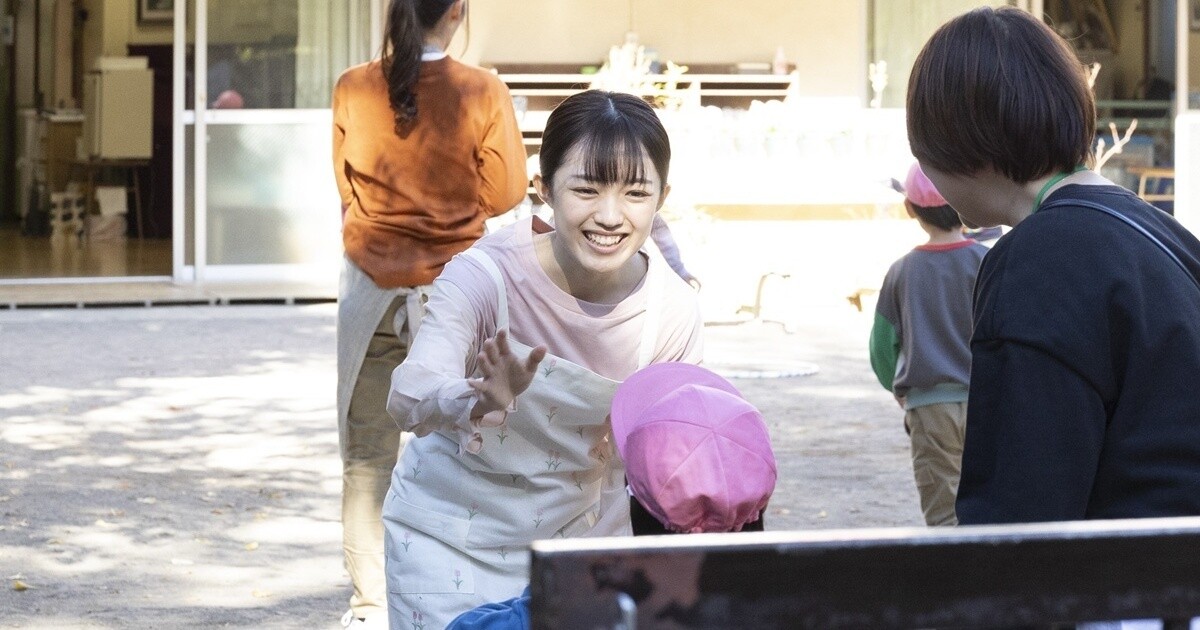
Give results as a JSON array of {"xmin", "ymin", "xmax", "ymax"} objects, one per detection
[{"xmin": 905, "ymin": 402, "xmax": 968, "ymax": 526}]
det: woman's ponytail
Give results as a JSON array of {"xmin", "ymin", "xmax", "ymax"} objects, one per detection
[{"xmin": 380, "ymin": 0, "xmax": 458, "ymax": 133}]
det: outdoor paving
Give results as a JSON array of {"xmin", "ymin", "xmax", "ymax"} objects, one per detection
[{"xmin": 0, "ymin": 302, "xmax": 920, "ymax": 628}]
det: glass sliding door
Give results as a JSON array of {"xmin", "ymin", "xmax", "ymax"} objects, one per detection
[{"xmin": 179, "ymin": 0, "xmax": 374, "ymax": 283}]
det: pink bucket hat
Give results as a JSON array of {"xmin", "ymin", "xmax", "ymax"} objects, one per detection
[
  {"xmin": 903, "ymin": 162, "xmax": 948, "ymax": 208},
  {"xmin": 611, "ymin": 363, "xmax": 777, "ymax": 533}
]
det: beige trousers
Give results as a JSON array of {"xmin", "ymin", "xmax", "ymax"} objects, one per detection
[
  {"xmin": 905, "ymin": 402, "xmax": 967, "ymax": 527},
  {"xmin": 342, "ymin": 296, "xmax": 408, "ymax": 620}
]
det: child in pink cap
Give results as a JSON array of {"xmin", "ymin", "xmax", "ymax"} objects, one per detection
[
  {"xmin": 446, "ymin": 363, "xmax": 776, "ymax": 629},
  {"xmin": 869, "ymin": 162, "xmax": 988, "ymax": 526},
  {"xmin": 610, "ymin": 362, "xmax": 776, "ymax": 534}
]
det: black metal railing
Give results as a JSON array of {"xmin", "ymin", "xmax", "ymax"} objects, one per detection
[{"xmin": 530, "ymin": 517, "xmax": 1200, "ymax": 629}]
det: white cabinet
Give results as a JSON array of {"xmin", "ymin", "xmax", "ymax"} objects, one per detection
[{"xmin": 82, "ymin": 58, "xmax": 153, "ymax": 159}]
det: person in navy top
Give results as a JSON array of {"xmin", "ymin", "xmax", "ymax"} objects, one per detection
[{"xmin": 907, "ymin": 6, "xmax": 1200, "ymax": 524}]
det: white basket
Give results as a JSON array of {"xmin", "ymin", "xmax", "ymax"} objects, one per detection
[{"xmin": 94, "ymin": 186, "xmax": 128, "ymax": 217}]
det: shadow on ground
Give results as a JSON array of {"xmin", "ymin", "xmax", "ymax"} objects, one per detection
[
  {"xmin": 1, "ymin": 306, "xmax": 345, "ymax": 629},
  {"xmin": 0, "ymin": 303, "xmax": 921, "ymax": 628}
]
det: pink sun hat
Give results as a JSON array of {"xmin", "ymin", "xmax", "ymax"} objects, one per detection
[
  {"xmin": 610, "ymin": 363, "xmax": 778, "ymax": 533},
  {"xmin": 903, "ymin": 162, "xmax": 948, "ymax": 208}
]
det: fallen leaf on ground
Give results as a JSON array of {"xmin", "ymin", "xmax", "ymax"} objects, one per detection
[
  {"xmin": 244, "ymin": 542, "xmax": 259, "ymax": 551},
  {"xmin": 12, "ymin": 580, "xmax": 31, "ymax": 591},
  {"xmin": 817, "ymin": 510, "xmax": 828, "ymax": 519},
  {"xmin": 251, "ymin": 589, "xmax": 272, "ymax": 598}
]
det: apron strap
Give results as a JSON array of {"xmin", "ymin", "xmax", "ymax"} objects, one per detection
[
  {"xmin": 459, "ymin": 248, "xmax": 510, "ymax": 331},
  {"xmin": 637, "ymin": 252, "xmax": 664, "ymax": 369}
]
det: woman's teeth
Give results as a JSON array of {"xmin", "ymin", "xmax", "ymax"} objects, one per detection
[{"xmin": 586, "ymin": 233, "xmax": 622, "ymax": 246}]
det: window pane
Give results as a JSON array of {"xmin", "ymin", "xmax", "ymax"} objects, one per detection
[
  {"xmin": 205, "ymin": 0, "xmax": 371, "ymax": 110},
  {"xmin": 204, "ymin": 117, "xmax": 341, "ymax": 265}
]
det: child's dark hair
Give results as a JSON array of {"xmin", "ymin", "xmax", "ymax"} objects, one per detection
[
  {"xmin": 906, "ymin": 6, "xmax": 1094, "ymax": 183},
  {"xmin": 629, "ymin": 495, "xmax": 764, "ymax": 535},
  {"xmin": 909, "ymin": 201, "xmax": 962, "ymax": 232},
  {"xmin": 538, "ymin": 91, "xmax": 670, "ymax": 197},
  {"xmin": 381, "ymin": 0, "xmax": 458, "ymax": 132}
]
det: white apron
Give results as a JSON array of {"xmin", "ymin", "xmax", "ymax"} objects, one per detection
[
  {"xmin": 336, "ymin": 256, "xmax": 432, "ymax": 439},
  {"xmin": 382, "ymin": 247, "xmax": 663, "ymax": 629}
]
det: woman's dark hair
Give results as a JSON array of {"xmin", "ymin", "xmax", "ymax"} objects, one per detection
[
  {"xmin": 908, "ymin": 201, "xmax": 963, "ymax": 231},
  {"xmin": 381, "ymin": 0, "xmax": 457, "ymax": 131},
  {"xmin": 538, "ymin": 91, "xmax": 670, "ymax": 197},
  {"xmin": 906, "ymin": 6, "xmax": 1095, "ymax": 184}
]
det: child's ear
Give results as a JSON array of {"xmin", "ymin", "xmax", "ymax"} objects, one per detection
[{"xmin": 904, "ymin": 200, "xmax": 917, "ymax": 219}]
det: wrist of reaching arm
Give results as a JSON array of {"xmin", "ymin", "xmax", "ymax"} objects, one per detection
[{"xmin": 470, "ymin": 395, "xmax": 518, "ymax": 420}]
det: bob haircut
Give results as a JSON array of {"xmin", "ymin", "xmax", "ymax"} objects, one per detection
[
  {"xmin": 906, "ymin": 6, "xmax": 1095, "ymax": 184},
  {"xmin": 909, "ymin": 201, "xmax": 963, "ymax": 232},
  {"xmin": 538, "ymin": 90, "xmax": 670, "ymax": 197}
]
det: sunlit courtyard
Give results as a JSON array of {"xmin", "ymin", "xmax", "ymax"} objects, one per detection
[{"xmin": 0, "ymin": 299, "xmax": 919, "ymax": 628}]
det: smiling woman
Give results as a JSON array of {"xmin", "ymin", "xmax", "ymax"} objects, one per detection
[
  {"xmin": 532, "ymin": 91, "xmax": 671, "ymax": 304},
  {"xmin": 381, "ymin": 90, "xmax": 704, "ymax": 628}
]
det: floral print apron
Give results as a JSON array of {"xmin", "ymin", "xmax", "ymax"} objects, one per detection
[{"xmin": 382, "ymin": 247, "xmax": 663, "ymax": 629}]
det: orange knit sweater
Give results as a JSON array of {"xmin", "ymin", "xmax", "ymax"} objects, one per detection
[{"xmin": 332, "ymin": 58, "xmax": 527, "ymax": 288}]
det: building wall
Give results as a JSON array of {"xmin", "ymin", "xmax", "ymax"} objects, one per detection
[
  {"xmin": 82, "ymin": 0, "xmax": 869, "ymax": 103},
  {"xmin": 15, "ymin": 0, "xmax": 1200, "ymax": 113},
  {"xmin": 104, "ymin": 0, "xmax": 172, "ymax": 53},
  {"xmin": 13, "ymin": 0, "xmax": 36, "ymax": 107},
  {"xmin": 1193, "ymin": 29, "xmax": 1200, "ymax": 90},
  {"xmin": 1109, "ymin": 0, "xmax": 1145, "ymax": 98},
  {"xmin": 80, "ymin": 0, "xmax": 105, "ymax": 73},
  {"xmin": 456, "ymin": 0, "xmax": 868, "ymax": 100}
]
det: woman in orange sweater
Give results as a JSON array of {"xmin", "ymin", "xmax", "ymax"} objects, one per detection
[{"xmin": 331, "ymin": 1, "xmax": 527, "ymax": 627}]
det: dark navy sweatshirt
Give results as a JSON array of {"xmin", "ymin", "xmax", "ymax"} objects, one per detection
[{"xmin": 957, "ymin": 184, "xmax": 1200, "ymax": 524}]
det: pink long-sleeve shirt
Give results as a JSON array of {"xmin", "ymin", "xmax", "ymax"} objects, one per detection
[{"xmin": 387, "ymin": 217, "xmax": 704, "ymax": 441}]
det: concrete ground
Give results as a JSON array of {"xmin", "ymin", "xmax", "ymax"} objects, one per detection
[{"xmin": 0, "ymin": 301, "xmax": 920, "ymax": 629}]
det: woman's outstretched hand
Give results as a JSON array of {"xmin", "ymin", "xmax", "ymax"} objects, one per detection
[{"xmin": 465, "ymin": 329, "xmax": 546, "ymax": 453}]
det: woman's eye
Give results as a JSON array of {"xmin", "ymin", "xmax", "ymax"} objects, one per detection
[
  {"xmin": 571, "ymin": 187, "xmax": 598, "ymax": 196},
  {"xmin": 627, "ymin": 190, "xmax": 652, "ymax": 199}
]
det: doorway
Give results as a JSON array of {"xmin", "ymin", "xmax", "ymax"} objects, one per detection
[{"xmin": 2, "ymin": 0, "xmax": 171, "ymax": 282}]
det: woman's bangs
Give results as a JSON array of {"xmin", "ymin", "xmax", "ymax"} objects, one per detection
[{"xmin": 576, "ymin": 125, "xmax": 648, "ymax": 187}]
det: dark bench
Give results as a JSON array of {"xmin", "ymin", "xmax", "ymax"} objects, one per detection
[{"xmin": 530, "ymin": 517, "xmax": 1200, "ymax": 629}]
